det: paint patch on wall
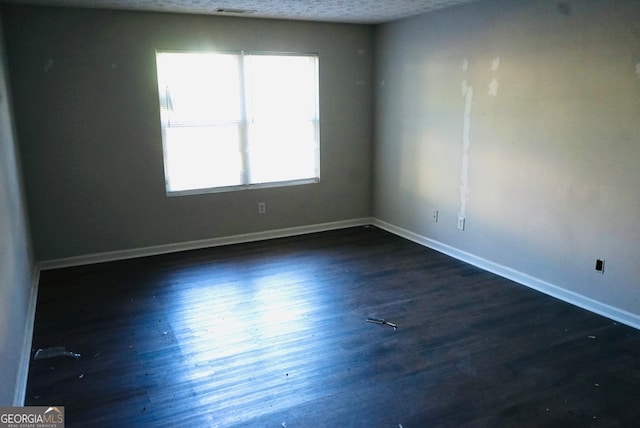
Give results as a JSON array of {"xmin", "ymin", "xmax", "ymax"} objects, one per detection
[
  {"xmin": 459, "ymin": 75, "xmax": 473, "ymax": 218},
  {"xmin": 491, "ymin": 57, "xmax": 501, "ymax": 71},
  {"xmin": 489, "ymin": 57, "xmax": 500, "ymax": 96},
  {"xmin": 461, "ymin": 79, "xmax": 470, "ymax": 96},
  {"xmin": 488, "ymin": 78, "xmax": 499, "ymax": 96},
  {"xmin": 462, "ymin": 59, "xmax": 469, "ymax": 71},
  {"xmin": 635, "ymin": 63, "xmax": 640, "ymax": 79}
]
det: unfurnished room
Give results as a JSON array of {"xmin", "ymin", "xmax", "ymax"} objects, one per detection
[{"xmin": 1, "ymin": 0, "xmax": 640, "ymax": 426}]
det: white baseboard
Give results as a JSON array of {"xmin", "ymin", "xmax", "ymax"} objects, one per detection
[
  {"xmin": 38, "ymin": 218, "xmax": 374, "ymax": 271},
  {"xmin": 14, "ymin": 266, "xmax": 40, "ymax": 406},
  {"xmin": 373, "ymin": 219, "xmax": 640, "ymax": 331}
]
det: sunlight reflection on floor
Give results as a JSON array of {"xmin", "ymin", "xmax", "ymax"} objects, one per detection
[{"xmin": 162, "ymin": 258, "xmax": 341, "ymax": 421}]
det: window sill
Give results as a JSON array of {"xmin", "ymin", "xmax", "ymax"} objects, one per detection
[{"xmin": 166, "ymin": 177, "xmax": 320, "ymax": 197}]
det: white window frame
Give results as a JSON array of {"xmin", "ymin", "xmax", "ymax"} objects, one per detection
[{"xmin": 155, "ymin": 50, "xmax": 321, "ymax": 196}]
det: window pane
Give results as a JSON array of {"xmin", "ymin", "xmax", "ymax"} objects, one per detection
[
  {"xmin": 246, "ymin": 55, "xmax": 319, "ymax": 122},
  {"xmin": 247, "ymin": 121, "xmax": 319, "ymax": 184},
  {"xmin": 245, "ymin": 55, "xmax": 319, "ymax": 185},
  {"xmin": 157, "ymin": 53, "xmax": 242, "ymax": 126},
  {"xmin": 164, "ymin": 126, "xmax": 243, "ymax": 192}
]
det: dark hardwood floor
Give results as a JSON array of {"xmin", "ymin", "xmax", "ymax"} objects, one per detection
[{"xmin": 26, "ymin": 226, "xmax": 640, "ymax": 427}]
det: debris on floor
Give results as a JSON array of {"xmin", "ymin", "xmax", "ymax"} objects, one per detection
[
  {"xmin": 588, "ymin": 335, "xmax": 596, "ymax": 340},
  {"xmin": 33, "ymin": 346, "xmax": 81, "ymax": 361},
  {"xmin": 366, "ymin": 318, "xmax": 397, "ymax": 330}
]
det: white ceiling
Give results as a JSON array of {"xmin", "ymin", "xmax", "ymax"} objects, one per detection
[{"xmin": 0, "ymin": 0, "xmax": 479, "ymax": 24}]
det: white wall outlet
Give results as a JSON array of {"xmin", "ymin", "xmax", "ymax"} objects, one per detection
[
  {"xmin": 457, "ymin": 216, "xmax": 465, "ymax": 231},
  {"xmin": 258, "ymin": 202, "xmax": 266, "ymax": 214},
  {"xmin": 432, "ymin": 210, "xmax": 439, "ymax": 223}
]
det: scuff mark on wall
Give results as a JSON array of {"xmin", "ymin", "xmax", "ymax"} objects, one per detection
[
  {"xmin": 459, "ymin": 68, "xmax": 473, "ymax": 219},
  {"xmin": 556, "ymin": 2, "xmax": 571, "ymax": 16},
  {"xmin": 462, "ymin": 58, "xmax": 469, "ymax": 71}
]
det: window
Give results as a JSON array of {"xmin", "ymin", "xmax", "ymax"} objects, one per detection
[{"xmin": 155, "ymin": 51, "xmax": 320, "ymax": 195}]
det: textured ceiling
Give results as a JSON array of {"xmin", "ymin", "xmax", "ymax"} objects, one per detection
[{"xmin": 0, "ymin": 0, "xmax": 479, "ymax": 24}]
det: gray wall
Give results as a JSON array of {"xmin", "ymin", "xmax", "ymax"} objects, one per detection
[
  {"xmin": 0, "ymin": 9, "xmax": 35, "ymax": 405},
  {"xmin": 374, "ymin": 0, "xmax": 640, "ymax": 315},
  {"xmin": 2, "ymin": 5, "xmax": 373, "ymax": 261}
]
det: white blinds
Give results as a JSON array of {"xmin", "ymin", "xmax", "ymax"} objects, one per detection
[{"xmin": 156, "ymin": 51, "xmax": 320, "ymax": 194}]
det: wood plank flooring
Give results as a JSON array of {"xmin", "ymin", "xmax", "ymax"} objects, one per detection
[{"xmin": 26, "ymin": 226, "xmax": 640, "ymax": 427}]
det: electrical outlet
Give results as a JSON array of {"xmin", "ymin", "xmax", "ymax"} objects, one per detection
[
  {"xmin": 258, "ymin": 202, "xmax": 266, "ymax": 214},
  {"xmin": 457, "ymin": 216, "xmax": 465, "ymax": 231},
  {"xmin": 432, "ymin": 210, "xmax": 439, "ymax": 223},
  {"xmin": 595, "ymin": 259, "xmax": 605, "ymax": 273}
]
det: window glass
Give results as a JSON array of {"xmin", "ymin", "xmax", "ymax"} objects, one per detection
[{"xmin": 156, "ymin": 51, "xmax": 320, "ymax": 195}]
